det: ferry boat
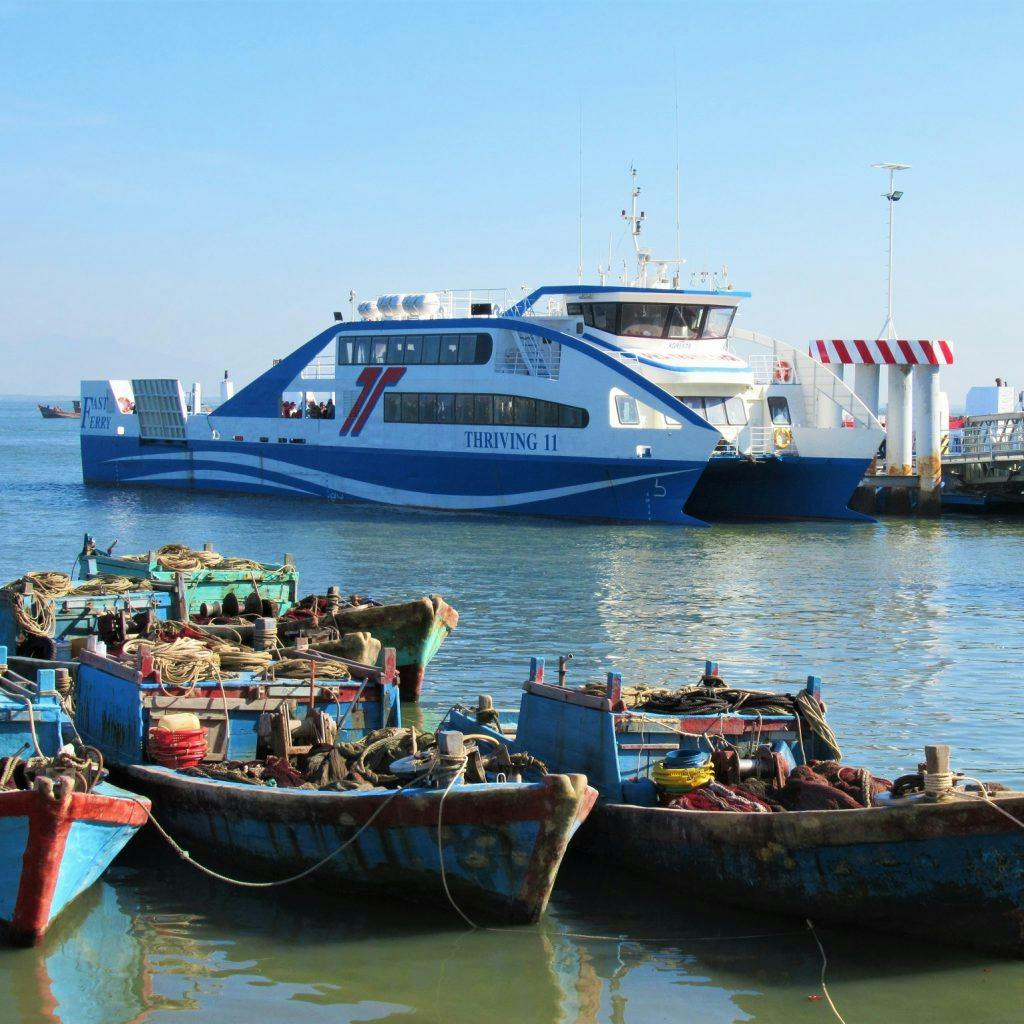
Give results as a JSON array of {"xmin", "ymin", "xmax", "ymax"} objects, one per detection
[{"xmin": 79, "ymin": 182, "xmax": 883, "ymax": 523}]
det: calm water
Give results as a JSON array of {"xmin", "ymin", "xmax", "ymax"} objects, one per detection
[{"xmin": 2, "ymin": 396, "xmax": 1023, "ymax": 1023}]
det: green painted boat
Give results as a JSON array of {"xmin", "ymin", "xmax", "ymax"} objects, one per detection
[
  {"xmin": 78, "ymin": 539, "xmax": 299, "ymax": 619},
  {"xmin": 317, "ymin": 596, "xmax": 458, "ymax": 702}
]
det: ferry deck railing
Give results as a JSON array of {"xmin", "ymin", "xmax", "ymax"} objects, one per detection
[{"xmin": 945, "ymin": 413, "xmax": 1024, "ymax": 463}]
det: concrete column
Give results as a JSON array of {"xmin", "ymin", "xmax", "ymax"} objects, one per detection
[
  {"xmin": 853, "ymin": 364, "xmax": 881, "ymax": 418},
  {"xmin": 913, "ymin": 364, "xmax": 942, "ymax": 514},
  {"xmin": 815, "ymin": 363, "xmax": 844, "ymax": 429},
  {"xmin": 886, "ymin": 364, "xmax": 913, "ymax": 475}
]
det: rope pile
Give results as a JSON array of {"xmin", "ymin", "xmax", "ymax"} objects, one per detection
[
  {"xmin": 147, "ymin": 622, "xmax": 274, "ymax": 673},
  {"xmin": 121, "ymin": 544, "xmax": 290, "ymax": 577},
  {"xmin": 70, "ymin": 575, "xmax": 151, "ymax": 595},
  {"xmin": 268, "ymin": 658, "xmax": 351, "ymax": 680},
  {"xmin": 122, "ymin": 637, "xmax": 221, "ymax": 688},
  {"xmin": 583, "ymin": 675, "xmax": 841, "ymax": 760},
  {"xmin": 186, "ymin": 726, "xmax": 547, "ymax": 792},
  {"xmin": 0, "ymin": 745, "xmax": 105, "ymax": 795}
]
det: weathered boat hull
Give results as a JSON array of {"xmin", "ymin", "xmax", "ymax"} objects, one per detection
[
  {"xmin": 579, "ymin": 796, "xmax": 1024, "ymax": 957},
  {"xmin": 324, "ymin": 596, "xmax": 458, "ymax": 702},
  {"xmin": 123, "ymin": 765, "xmax": 595, "ymax": 924},
  {"xmin": 0, "ymin": 782, "xmax": 149, "ymax": 945}
]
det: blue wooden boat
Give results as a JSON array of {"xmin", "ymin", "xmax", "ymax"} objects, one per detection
[
  {"xmin": 0, "ymin": 649, "xmax": 148, "ymax": 945},
  {"xmin": 445, "ymin": 658, "xmax": 1024, "ymax": 957},
  {"xmin": 74, "ymin": 644, "xmax": 596, "ymax": 924},
  {"xmin": 0, "ymin": 571, "xmax": 174, "ymax": 661}
]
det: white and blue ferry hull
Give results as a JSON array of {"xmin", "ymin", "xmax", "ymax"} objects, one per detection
[{"xmin": 81, "ymin": 434, "xmax": 711, "ymax": 525}]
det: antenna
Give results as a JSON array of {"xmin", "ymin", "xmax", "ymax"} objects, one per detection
[
  {"xmin": 871, "ymin": 161, "xmax": 911, "ymax": 340},
  {"xmin": 577, "ymin": 97, "xmax": 584, "ymax": 285},
  {"xmin": 674, "ymin": 63, "xmax": 681, "ymax": 287}
]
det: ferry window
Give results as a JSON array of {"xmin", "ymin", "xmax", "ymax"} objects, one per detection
[
  {"xmin": 616, "ymin": 395, "xmax": 641, "ymax": 425},
  {"xmin": 566, "ymin": 303, "xmax": 583, "ymax": 315},
  {"xmin": 681, "ymin": 397, "xmax": 705, "ymax": 418},
  {"xmin": 387, "ymin": 337, "xmax": 404, "ymax": 364},
  {"xmin": 724, "ymin": 396, "xmax": 747, "ymax": 425},
  {"xmin": 455, "ymin": 393, "xmax": 475, "ymax": 423},
  {"xmin": 384, "ymin": 393, "xmax": 401, "ymax": 422},
  {"xmin": 440, "ymin": 335, "xmax": 460, "ymax": 364},
  {"xmin": 403, "ymin": 336, "xmax": 422, "ymax": 364},
  {"xmin": 560, "ymin": 405, "xmax": 586, "ymax": 428},
  {"xmin": 474, "ymin": 394, "xmax": 494, "ymax": 423},
  {"xmin": 422, "ymin": 335, "xmax": 440, "ymax": 364},
  {"xmin": 514, "ymin": 396, "xmax": 537, "ymax": 426},
  {"xmin": 768, "ymin": 397, "xmax": 792, "ymax": 425},
  {"xmin": 401, "ymin": 393, "xmax": 419, "ymax": 422},
  {"xmin": 703, "ymin": 307, "xmax": 735, "ymax": 339},
  {"xmin": 371, "ymin": 338, "xmax": 388, "ymax": 365},
  {"xmin": 495, "ymin": 394, "xmax": 515, "ymax": 425},
  {"xmin": 458, "ymin": 336, "xmax": 477, "ymax": 364},
  {"xmin": 419, "ymin": 393, "xmax": 438, "ymax": 423},
  {"xmin": 667, "ymin": 305, "xmax": 704, "ymax": 340},
  {"xmin": 620, "ymin": 303, "xmax": 668, "ymax": 339},
  {"xmin": 338, "ymin": 338, "xmax": 355, "ymax": 364},
  {"xmin": 355, "ymin": 338, "xmax": 371, "ymax": 364},
  {"xmin": 436, "ymin": 393, "xmax": 455, "ymax": 423},
  {"xmin": 537, "ymin": 400, "xmax": 559, "ymax": 427},
  {"xmin": 588, "ymin": 303, "xmax": 619, "ymax": 333},
  {"xmin": 704, "ymin": 397, "xmax": 727, "ymax": 425},
  {"xmin": 475, "ymin": 334, "xmax": 493, "ymax": 364}
]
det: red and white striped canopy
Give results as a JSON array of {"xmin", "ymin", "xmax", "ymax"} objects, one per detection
[{"xmin": 810, "ymin": 339, "xmax": 954, "ymax": 366}]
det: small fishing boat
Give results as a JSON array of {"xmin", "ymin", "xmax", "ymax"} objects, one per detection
[
  {"xmin": 0, "ymin": 651, "xmax": 148, "ymax": 945},
  {"xmin": 446, "ymin": 659, "xmax": 1024, "ymax": 957},
  {"xmin": 78, "ymin": 539, "xmax": 301, "ymax": 618},
  {"xmin": 74, "ymin": 640, "xmax": 595, "ymax": 924},
  {"xmin": 38, "ymin": 401, "xmax": 80, "ymax": 420},
  {"xmin": 77, "ymin": 540, "xmax": 457, "ymax": 700},
  {"xmin": 284, "ymin": 593, "xmax": 458, "ymax": 701}
]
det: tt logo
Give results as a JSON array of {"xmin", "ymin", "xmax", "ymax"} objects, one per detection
[{"xmin": 339, "ymin": 367, "xmax": 406, "ymax": 437}]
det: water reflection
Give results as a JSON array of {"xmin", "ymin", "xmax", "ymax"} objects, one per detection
[{"xmin": 7, "ymin": 853, "xmax": 1024, "ymax": 1024}]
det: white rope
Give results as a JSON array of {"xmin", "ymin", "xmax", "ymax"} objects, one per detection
[
  {"xmin": 956, "ymin": 775, "xmax": 1024, "ymax": 831},
  {"xmin": 806, "ymin": 918, "xmax": 848, "ymax": 1024},
  {"xmin": 436, "ymin": 759, "xmax": 478, "ymax": 929},
  {"xmin": 135, "ymin": 759, "xmax": 445, "ymax": 888}
]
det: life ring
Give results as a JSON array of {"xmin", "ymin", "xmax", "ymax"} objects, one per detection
[
  {"xmin": 772, "ymin": 359, "xmax": 793, "ymax": 384},
  {"xmin": 117, "ymin": 396, "xmax": 134, "ymax": 414},
  {"xmin": 773, "ymin": 426, "xmax": 793, "ymax": 450}
]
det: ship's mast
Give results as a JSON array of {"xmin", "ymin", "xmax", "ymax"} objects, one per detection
[{"xmin": 621, "ymin": 166, "xmax": 649, "ymax": 287}]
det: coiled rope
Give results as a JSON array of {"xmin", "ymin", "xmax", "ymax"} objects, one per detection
[
  {"xmin": 121, "ymin": 545, "xmax": 290, "ymax": 577},
  {"xmin": 122, "ymin": 637, "xmax": 220, "ymax": 690}
]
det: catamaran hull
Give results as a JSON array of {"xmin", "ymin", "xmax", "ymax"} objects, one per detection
[
  {"xmin": 81, "ymin": 435, "xmax": 710, "ymax": 525},
  {"xmin": 685, "ymin": 454, "xmax": 873, "ymax": 522}
]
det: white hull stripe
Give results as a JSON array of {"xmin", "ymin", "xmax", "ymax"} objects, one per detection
[{"xmin": 109, "ymin": 455, "xmax": 698, "ymax": 510}]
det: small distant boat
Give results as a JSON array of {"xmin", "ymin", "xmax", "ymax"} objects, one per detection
[
  {"xmin": 38, "ymin": 401, "xmax": 80, "ymax": 420},
  {"xmin": 447, "ymin": 658, "xmax": 1024, "ymax": 957},
  {"xmin": 75, "ymin": 643, "xmax": 595, "ymax": 924},
  {"xmin": 0, "ymin": 651, "xmax": 148, "ymax": 945}
]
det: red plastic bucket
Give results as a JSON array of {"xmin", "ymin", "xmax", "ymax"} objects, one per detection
[{"xmin": 148, "ymin": 727, "xmax": 207, "ymax": 770}]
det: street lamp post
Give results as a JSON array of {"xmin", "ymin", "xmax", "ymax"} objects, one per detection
[
  {"xmin": 871, "ymin": 161, "xmax": 912, "ymax": 477},
  {"xmin": 872, "ymin": 161, "xmax": 910, "ymax": 341}
]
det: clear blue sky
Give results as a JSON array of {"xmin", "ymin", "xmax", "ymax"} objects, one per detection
[{"xmin": 2, "ymin": 0, "xmax": 1021, "ymax": 405}]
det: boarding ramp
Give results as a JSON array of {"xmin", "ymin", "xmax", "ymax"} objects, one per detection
[{"xmin": 131, "ymin": 378, "xmax": 188, "ymax": 441}]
